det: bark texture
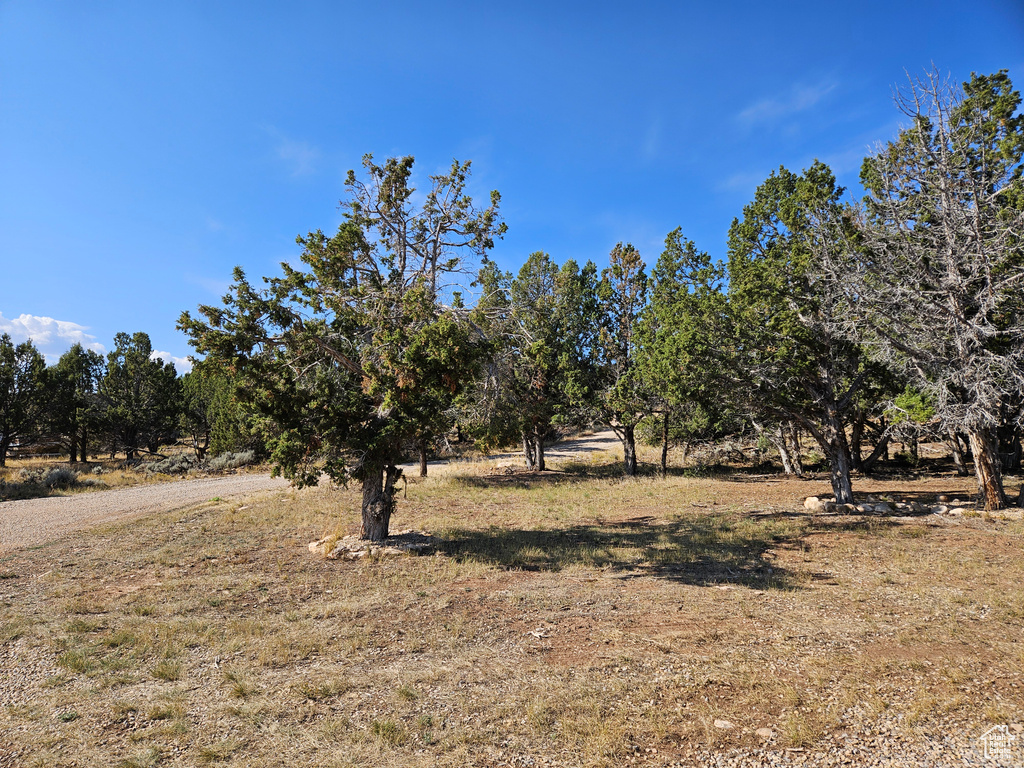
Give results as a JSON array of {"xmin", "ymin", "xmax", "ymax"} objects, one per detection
[
  {"xmin": 360, "ymin": 462, "xmax": 402, "ymax": 541},
  {"xmin": 967, "ymin": 429, "xmax": 1007, "ymax": 511}
]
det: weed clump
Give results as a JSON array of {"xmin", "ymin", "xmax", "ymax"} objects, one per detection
[
  {"xmin": 142, "ymin": 454, "xmax": 196, "ymax": 475},
  {"xmin": 207, "ymin": 450, "xmax": 256, "ymax": 471}
]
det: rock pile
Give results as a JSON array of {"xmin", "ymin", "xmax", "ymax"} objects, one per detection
[
  {"xmin": 803, "ymin": 494, "xmax": 1022, "ymax": 520},
  {"xmin": 308, "ymin": 529, "xmax": 436, "ymax": 559}
]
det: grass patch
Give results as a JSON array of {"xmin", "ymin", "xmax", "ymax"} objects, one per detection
[{"xmin": 4, "ymin": 451, "xmax": 1022, "ymax": 765}]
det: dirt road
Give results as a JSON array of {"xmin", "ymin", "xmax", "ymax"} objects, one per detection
[{"xmin": 0, "ymin": 474, "xmax": 290, "ymax": 554}]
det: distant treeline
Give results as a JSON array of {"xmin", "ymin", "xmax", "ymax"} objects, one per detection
[{"xmin": 0, "ymin": 331, "xmax": 258, "ymax": 467}]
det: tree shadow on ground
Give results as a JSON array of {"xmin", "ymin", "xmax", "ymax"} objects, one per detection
[{"xmin": 436, "ymin": 514, "xmax": 821, "ymax": 591}]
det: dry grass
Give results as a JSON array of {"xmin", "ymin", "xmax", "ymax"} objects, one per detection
[
  {"xmin": 0, "ymin": 453, "xmax": 267, "ymax": 502},
  {"xmin": 1, "ymin": 453, "xmax": 1022, "ymax": 767}
]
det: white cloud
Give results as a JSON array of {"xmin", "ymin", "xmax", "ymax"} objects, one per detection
[
  {"xmin": 150, "ymin": 351, "xmax": 193, "ymax": 375},
  {"xmin": 0, "ymin": 312, "xmax": 106, "ymax": 358},
  {"xmin": 738, "ymin": 81, "xmax": 838, "ymax": 125}
]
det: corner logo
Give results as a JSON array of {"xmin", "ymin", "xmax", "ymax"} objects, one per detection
[{"xmin": 978, "ymin": 725, "xmax": 1017, "ymax": 761}]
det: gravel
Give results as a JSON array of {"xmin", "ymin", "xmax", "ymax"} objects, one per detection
[{"xmin": 0, "ymin": 473, "xmax": 289, "ymax": 553}]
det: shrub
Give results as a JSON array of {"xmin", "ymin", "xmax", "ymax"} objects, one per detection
[
  {"xmin": 142, "ymin": 454, "xmax": 196, "ymax": 475},
  {"xmin": 16, "ymin": 467, "xmax": 44, "ymax": 484},
  {"xmin": 207, "ymin": 450, "xmax": 256, "ymax": 471},
  {"xmin": 44, "ymin": 467, "xmax": 80, "ymax": 489}
]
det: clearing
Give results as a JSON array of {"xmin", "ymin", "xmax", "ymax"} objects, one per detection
[{"xmin": 1, "ymin": 440, "xmax": 1022, "ymax": 767}]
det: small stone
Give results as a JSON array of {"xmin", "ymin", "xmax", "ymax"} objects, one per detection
[
  {"xmin": 756, "ymin": 728, "xmax": 774, "ymax": 740},
  {"xmin": 938, "ymin": 495, "xmax": 950, "ymax": 503},
  {"xmin": 931, "ymin": 505, "xmax": 948, "ymax": 514},
  {"xmin": 804, "ymin": 496, "xmax": 825, "ymax": 512},
  {"xmin": 714, "ymin": 719, "xmax": 735, "ymax": 730},
  {"xmin": 949, "ymin": 507, "xmax": 966, "ymax": 516}
]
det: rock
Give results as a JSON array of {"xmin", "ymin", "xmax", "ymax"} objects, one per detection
[
  {"xmin": 804, "ymin": 496, "xmax": 825, "ymax": 512},
  {"xmin": 756, "ymin": 727, "xmax": 774, "ymax": 740},
  {"xmin": 714, "ymin": 719, "xmax": 735, "ymax": 730},
  {"xmin": 948, "ymin": 507, "xmax": 966, "ymax": 516},
  {"xmin": 855, "ymin": 504, "xmax": 872, "ymax": 513},
  {"xmin": 938, "ymin": 495, "xmax": 950, "ymax": 503},
  {"xmin": 310, "ymin": 530, "xmax": 436, "ymax": 559},
  {"xmin": 873, "ymin": 502, "xmax": 893, "ymax": 514},
  {"xmin": 931, "ymin": 505, "xmax": 948, "ymax": 515}
]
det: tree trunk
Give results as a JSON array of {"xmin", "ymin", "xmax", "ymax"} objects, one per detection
[
  {"xmin": 818, "ymin": 412, "xmax": 854, "ymax": 504},
  {"xmin": 535, "ymin": 434, "xmax": 545, "ymax": 472},
  {"xmin": 79, "ymin": 426, "xmax": 88, "ymax": 463},
  {"xmin": 360, "ymin": 462, "xmax": 401, "ymax": 541},
  {"xmin": 828, "ymin": 442, "xmax": 854, "ymax": 504},
  {"xmin": 418, "ymin": 441, "xmax": 428, "ymax": 478},
  {"xmin": 948, "ymin": 432, "xmax": 969, "ymax": 477},
  {"xmin": 860, "ymin": 434, "xmax": 890, "ymax": 474},
  {"xmin": 786, "ymin": 423, "xmax": 803, "ymax": 477},
  {"xmin": 850, "ymin": 414, "xmax": 865, "ymax": 472},
  {"xmin": 620, "ymin": 424, "xmax": 637, "ymax": 477},
  {"xmin": 660, "ymin": 414, "xmax": 669, "ymax": 477},
  {"xmin": 776, "ymin": 426, "xmax": 797, "ymax": 476},
  {"xmin": 967, "ymin": 428, "xmax": 1007, "ymax": 511},
  {"xmin": 68, "ymin": 437, "xmax": 77, "ymax": 463},
  {"xmin": 523, "ymin": 432, "xmax": 536, "ymax": 470},
  {"xmin": 0, "ymin": 437, "xmax": 8, "ymax": 467}
]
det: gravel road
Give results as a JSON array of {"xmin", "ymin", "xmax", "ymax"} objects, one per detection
[{"xmin": 0, "ymin": 473, "xmax": 289, "ymax": 553}]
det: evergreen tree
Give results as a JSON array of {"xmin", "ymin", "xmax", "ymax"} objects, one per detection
[
  {"xmin": 99, "ymin": 332, "xmax": 181, "ymax": 459},
  {"xmin": 0, "ymin": 334, "xmax": 50, "ymax": 467},
  {"xmin": 595, "ymin": 242, "xmax": 649, "ymax": 475},
  {"xmin": 636, "ymin": 229, "xmax": 730, "ymax": 474},
  {"xmin": 51, "ymin": 343, "xmax": 105, "ymax": 462},
  {"xmin": 180, "ymin": 155, "xmax": 502, "ymax": 540}
]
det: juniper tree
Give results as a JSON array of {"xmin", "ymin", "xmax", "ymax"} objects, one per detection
[
  {"xmin": 727, "ymin": 162, "xmax": 882, "ymax": 503},
  {"xmin": 818, "ymin": 69, "xmax": 1024, "ymax": 509},
  {"xmin": 99, "ymin": 332, "xmax": 181, "ymax": 459},
  {"xmin": 595, "ymin": 243, "xmax": 649, "ymax": 476},
  {"xmin": 635, "ymin": 229, "xmax": 730, "ymax": 475},
  {"xmin": 179, "ymin": 155, "xmax": 503, "ymax": 540},
  {"xmin": 51, "ymin": 343, "xmax": 105, "ymax": 462},
  {"xmin": 0, "ymin": 334, "xmax": 50, "ymax": 467}
]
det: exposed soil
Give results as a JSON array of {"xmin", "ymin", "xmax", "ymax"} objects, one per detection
[{"xmin": 1, "ymin": 440, "xmax": 1022, "ymax": 767}]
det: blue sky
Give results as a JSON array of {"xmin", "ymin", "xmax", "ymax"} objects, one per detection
[{"xmin": 1, "ymin": 0, "xmax": 1022, "ymax": 370}]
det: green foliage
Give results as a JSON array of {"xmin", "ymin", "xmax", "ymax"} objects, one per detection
[
  {"xmin": 726, "ymin": 162, "xmax": 874, "ymax": 501},
  {"xmin": 50, "ymin": 343, "xmax": 105, "ymax": 461},
  {"xmin": 0, "ymin": 334, "xmax": 51, "ymax": 466},
  {"xmin": 180, "ymin": 154, "xmax": 503, "ymax": 539},
  {"xmin": 636, "ymin": 229, "xmax": 731, "ymax": 449},
  {"xmin": 180, "ymin": 362, "xmax": 255, "ymax": 459},
  {"xmin": 462, "ymin": 252, "xmax": 601, "ymax": 466},
  {"xmin": 594, "ymin": 243, "xmax": 649, "ymax": 472},
  {"xmin": 98, "ymin": 332, "xmax": 181, "ymax": 458},
  {"xmin": 888, "ymin": 386, "xmax": 936, "ymax": 426}
]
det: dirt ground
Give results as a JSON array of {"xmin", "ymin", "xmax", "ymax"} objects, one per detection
[{"xmin": 1, "ymin": 443, "xmax": 1022, "ymax": 767}]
